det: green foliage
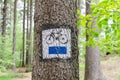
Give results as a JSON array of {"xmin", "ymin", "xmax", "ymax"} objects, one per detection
[
  {"xmin": 77, "ymin": 10, "xmax": 86, "ymax": 56},
  {"xmin": 77, "ymin": 0, "xmax": 120, "ymax": 55},
  {"xmin": 0, "ymin": 0, "xmax": 2, "ymax": 3},
  {"xmin": 93, "ymin": 0, "xmax": 120, "ymax": 54},
  {"xmin": 0, "ymin": 26, "xmax": 23, "ymax": 71},
  {"xmin": 0, "ymin": 36, "xmax": 13, "ymax": 71}
]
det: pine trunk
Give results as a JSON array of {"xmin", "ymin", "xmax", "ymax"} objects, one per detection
[
  {"xmin": 26, "ymin": 0, "xmax": 30, "ymax": 65},
  {"xmin": 26, "ymin": 0, "xmax": 32, "ymax": 66},
  {"xmin": 1, "ymin": 0, "xmax": 7, "ymax": 58},
  {"xmin": 12, "ymin": 0, "xmax": 17, "ymax": 71},
  {"xmin": 32, "ymin": 0, "xmax": 79, "ymax": 80},
  {"xmin": 28, "ymin": 0, "xmax": 33, "ymax": 65},
  {"xmin": 2, "ymin": 0, "xmax": 7, "ymax": 36},
  {"xmin": 22, "ymin": 0, "xmax": 26, "ymax": 67}
]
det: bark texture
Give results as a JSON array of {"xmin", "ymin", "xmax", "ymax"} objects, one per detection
[
  {"xmin": 85, "ymin": 47, "xmax": 105, "ymax": 80},
  {"xmin": 32, "ymin": 0, "xmax": 79, "ymax": 80}
]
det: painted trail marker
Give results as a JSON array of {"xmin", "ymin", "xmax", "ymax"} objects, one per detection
[{"xmin": 42, "ymin": 28, "xmax": 71, "ymax": 59}]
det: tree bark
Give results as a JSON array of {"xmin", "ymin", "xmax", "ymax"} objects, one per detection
[
  {"xmin": 9, "ymin": 4, "xmax": 12, "ymax": 33},
  {"xmin": 0, "ymin": 3, "xmax": 3, "ymax": 34},
  {"xmin": 12, "ymin": 0, "xmax": 17, "ymax": 71},
  {"xmin": 22, "ymin": 0, "xmax": 26, "ymax": 67},
  {"xmin": 1, "ymin": 0, "xmax": 7, "ymax": 58},
  {"xmin": 26, "ymin": 0, "xmax": 32, "ymax": 66},
  {"xmin": 85, "ymin": 46, "xmax": 106, "ymax": 80},
  {"xmin": 26, "ymin": 0, "xmax": 30, "ymax": 65},
  {"xmin": 32, "ymin": 0, "xmax": 79, "ymax": 80},
  {"xmin": 2, "ymin": 0, "xmax": 7, "ymax": 37},
  {"xmin": 84, "ymin": 0, "xmax": 105, "ymax": 80},
  {"xmin": 28, "ymin": 0, "xmax": 33, "ymax": 65}
]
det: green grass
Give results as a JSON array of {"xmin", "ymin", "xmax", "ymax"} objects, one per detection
[
  {"xmin": 0, "ymin": 76, "xmax": 13, "ymax": 80},
  {"xmin": 0, "ymin": 73, "xmax": 14, "ymax": 80},
  {"xmin": 0, "ymin": 72, "xmax": 25, "ymax": 80}
]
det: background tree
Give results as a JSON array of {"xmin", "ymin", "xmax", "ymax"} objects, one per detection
[
  {"xmin": 84, "ymin": 0, "xmax": 105, "ymax": 80},
  {"xmin": 28, "ymin": 0, "xmax": 33, "ymax": 65},
  {"xmin": 0, "ymin": 0, "xmax": 7, "ymax": 61},
  {"xmin": 26, "ymin": 0, "xmax": 32, "ymax": 66},
  {"xmin": 0, "ymin": 0, "xmax": 34, "ymax": 72},
  {"xmin": 2, "ymin": 0, "xmax": 7, "ymax": 37},
  {"xmin": 12, "ymin": 0, "xmax": 18, "ymax": 71},
  {"xmin": 0, "ymin": 1, "xmax": 3, "ymax": 33},
  {"xmin": 32, "ymin": 0, "xmax": 79, "ymax": 80},
  {"xmin": 22, "ymin": 0, "xmax": 26, "ymax": 67},
  {"xmin": 26, "ymin": 0, "xmax": 30, "ymax": 65}
]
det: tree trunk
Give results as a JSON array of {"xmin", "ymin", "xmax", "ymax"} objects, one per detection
[
  {"xmin": 85, "ymin": 46, "xmax": 106, "ymax": 80},
  {"xmin": 2, "ymin": 0, "xmax": 7, "ymax": 37},
  {"xmin": 22, "ymin": 0, "xmax": 26, "ymax": 67},
  {"xmin": 12, "ymin": 0, "xmax": 17, "ymax": 71},
  {"xmin": 28, "ymin": 0, "xmax": 33, "ymax": 65},
  {"xmin": 84, "ymin": 0, "xmax": 105, "ymax": 80},
  {"xmin": 32, "ymin": 0, "xmax": 79, "ymax": 80},
  {"xmin": 0, "ymin": 4, "xmax": 3, "ymax": 33},
  {"xmin": 10, "ymin": 4, "xmax": 12, "ymax": 28},
  {"xmin": 1, "ymin": 0, "xmax": 7, "ymax": 58},
  {"xmin": 26, "ymin": 0, "xmax": 32, "ymax": 66},
  {"xmin": 26, "ymin": 0, "xmax": 30, "ymax": 65}
]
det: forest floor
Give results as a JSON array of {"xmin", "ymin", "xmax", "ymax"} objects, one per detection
[
  {"xmin": 80, "ymin": 54, "xmax": 120, "ymax": 80},
  {"xmin": 101, "ymin": 54, "xmax": 120, "ymax": 80},
  {"xmin": 15, "ymin": 54, "xmax": 120, "ymax": 80},
  {"xmin": 0, "ymin": 54, "xmax": 120, "ymax": 80},
  {"xmin": 17, "ymin": 72, "xmax": 31, "ymax": 80}
]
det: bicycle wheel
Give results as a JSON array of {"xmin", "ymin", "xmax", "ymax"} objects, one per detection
[
  {"xmin": 46, "ymin": 35, "xmax": 54, "ymax": 44},
  {"xmin": 59, "ymin": 34, "xmax": 68, "ymax": 44}
]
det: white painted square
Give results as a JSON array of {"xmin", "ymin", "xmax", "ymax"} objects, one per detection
[{"xmin": 42, "ymin": 28, "xmax": 71, "ymax": 59}]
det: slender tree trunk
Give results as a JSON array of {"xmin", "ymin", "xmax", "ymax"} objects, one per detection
[
  {"xmin": 1, "ymin": 0, "xmax": 7, "ymax": 58},
  {"xmin": 2, "ymin": 0, "xmax": 7, "ymax": 37},
  {"xmin": 0, "ymin": 3, "xmax": 3, "ymax": 58},
  {"xmin": 10, "ymin": 5, "xmax": 12, "ymax": 27},
  {"xmin": 20, "ymin": 49, "xmax": 22, "ymax": 66},
  {"xmin": 22, "ymin": 0, "xmax": 26, "ymax": 67},
  {"xmin": 32, "ymin": 0, "xmax": 79, "ymax": 80},
  {"xmin": 26, "ymin": 0, "xmax": 32, "ymax": 66},
  {"xmin": 0, "ymin": 4, "xmax": 3, "ymax": 33},
  {"xmin": 28, "ymin": 0, "xmax": 33, "ymax": 65},
  {"xmin": 9, "ymin": 4, "xmax": 12, "ymax": 36},
  {"xmin": 84, "ymin": 0, "xmax": 105, "ymax": 80},
  {"xmin": 26, "ymin": 0, "xmax": 30, "ymax": 65},
  {"xmin": 12, "ymin": 0, "xmax": 17, "ymax": 71}
]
